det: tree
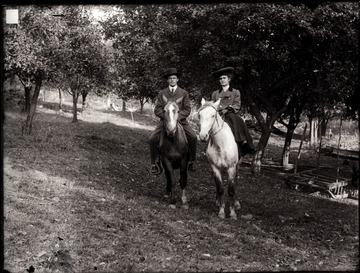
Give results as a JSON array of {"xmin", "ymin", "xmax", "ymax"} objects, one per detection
[
  {"xmin": 303, "ymin": 3, "xmax": 358, "ymax": 148},
  {"xmin": 165, "ymin": 3, "xmax": 358, "ymax": 174},
  {"xmin": 4, "ymin": 5, "xmax": 114, "ymax": 129},
  {"xmin": 103, "ymin": 5, "xmax": 187, "ymax": 112},
  {"xmin": 102, "ymin": 3, "xmax": 358, "ymax": 174},
  {"xmin": 179, "ymin": 3, "xmax": 317, "ymax": 173},
  {"xmin": 50, "ymin": 6, "xmax": 113, "ymax": 122},
  {"xmin": 4, "ymin": 6, "xmax": 64, "ymax": 134}
]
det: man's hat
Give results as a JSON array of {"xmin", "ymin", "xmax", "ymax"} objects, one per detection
[
  {"xmin": 211, "ymin": 67, "xmax": 234, "ymax": 78},
  {"xmin": 163, "ymin": 68, "xmax": 181, "ymax": 79}
]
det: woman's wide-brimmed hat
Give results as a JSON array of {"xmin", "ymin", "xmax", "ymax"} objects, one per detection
[
  {"xmin": 163, "ymin": 68, "xmax": 182, "ymax": 79},
  {"xmin": 211, "ymin": 67, "xmax": 234, "ymax": 78}
]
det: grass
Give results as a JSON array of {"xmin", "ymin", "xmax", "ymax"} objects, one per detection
[{"xmin": 3, "ymin": 106, "xmax": 359, "ymax": 272}]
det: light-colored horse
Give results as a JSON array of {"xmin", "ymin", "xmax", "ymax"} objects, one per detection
[{"xmin": 198, "ymin": 98, "xmax": 241, "ymax": 219}]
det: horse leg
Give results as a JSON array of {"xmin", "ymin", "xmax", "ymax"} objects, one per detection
[
  {"xmin": 163, "ymin": 159, "xmax": 176, "ymax": 208},
  {"xmin": 236, "ymin": 156, "xmax": 243, "ymax": 179},
  {"xmin": 234, "ymin": 160, "xmax": 242, "ymax": 209},
  {"xmin": 179, "ymin": 159, "xmax": 189, "ymax": 209},
  {"xmin": 211, "ymin": 166, "xmax": 225, "ymax": 219},
  {"xmin": 228, "ymin": 165, "xmax": 239, "ymax": 220}
]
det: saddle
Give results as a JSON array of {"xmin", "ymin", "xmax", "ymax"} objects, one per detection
[{"xmin": 221, "ymin": 114, "xmax": 249, "ymax": 159}]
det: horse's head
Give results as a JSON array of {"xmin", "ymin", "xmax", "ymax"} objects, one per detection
[
  {"xmin": 163, "ymin": 95, "xmax": 183, "ymax": 137},
  {"xmin": 198, "ymin": 98, "xmax": 221, "ymax": 142}
]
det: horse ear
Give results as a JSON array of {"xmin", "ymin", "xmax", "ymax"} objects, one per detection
[
  {"xmin": 201, "ymin": 98, "xmax": 206, "ymax": 106},
  {"xmin": 162, "ymin": 95, "xmax": 168, "ymax": 103},
  {"xmin": 175, "ymin": 96, "xmax": 183, "ymax": 104},
  {"xmin": 213, "ymin": 98, "xmax": 221, "ymax": 109}
]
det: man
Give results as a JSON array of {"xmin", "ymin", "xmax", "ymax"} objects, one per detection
[
  {"xmin": 149, "ymin": 68, "xmax": 197, "ymax": 174},
  {"xmin": 211, "ymin": 66, "xmax": 257, "ymax": 156}
]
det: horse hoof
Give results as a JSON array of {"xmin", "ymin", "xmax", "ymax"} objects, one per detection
[
  {"xmin": 230, "ymin": 213, "xmax": 238, "ymax": 220},
  {"xmin": 169, "ymin": 204, "xmax": 176, "ymax": 209},
  {"xmin": 235, "ymin": 201, "xmax": 241, "ymax": 209},
  {"xmin": 182, "ymin": 204, "xmax": 189, "ymax": 210},
  {"xmin": 218, "ymin": 212, "xmax": 225, "ymax": 219}
]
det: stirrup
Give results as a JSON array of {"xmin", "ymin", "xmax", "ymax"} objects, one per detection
[{"xmin": 150, "ymin": 164, "xmax": 161, "ymax": 175}]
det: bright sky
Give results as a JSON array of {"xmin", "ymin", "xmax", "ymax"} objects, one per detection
[
  {"xmin": 90, "ymin": 6, "xmax": 120, "ymax": 21},
  {"xmin": 91, "ymin": 8, "xmax": 107, "ymax": 21}
]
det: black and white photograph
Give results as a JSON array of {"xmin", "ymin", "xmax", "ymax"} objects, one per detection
[{"xmin": 2, "ymin": 3, "xmax": 359, "ymax": 272}]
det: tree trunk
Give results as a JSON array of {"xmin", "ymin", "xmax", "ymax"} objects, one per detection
[
  {"xmin": 336, "ymin": 117, "xmax": 343, "ymax": 182},
  {"xmin": 317, "ymin": 130, "xmax": 323, "ymax": 168},
  {"xmin": 17, "ymin": 74, "xmax": 31, "ymax": 113},
  {"xmin": 122, "ymin": 100, "xmax": 126, "ymax": 112},
  {"xmin": 81, "ymin": 92, "xmax": 88, "ymax": 110},
  {"xmin": 319, "ymin": 118, "xmax": 327, "ymax": 137},
  {"xmin": 140, "ymin": 99, "xmax": 144, "ymax": 114},
  {"xmin": 243, "ymin": 83, "xmax": 291, "ymax": 174},
  {"xmin": 250, "ymin": 110, "xmax": 290, "ymax": 175},
  {"xmin": 281, "ymin": 117, "xmax": 297, "ymax": 166},
  {"xmin": 294, "ymin": 123, "xmax": 308, "ymax": 174},
  {"xmin": 106, "ymin": 94, "xmax": 111, "ymax": 109},
  {"xmin": 23, "ymin": 76, "xmax": 42, "ymax": 135},
  {"xmin": 251, "ymin": 126, "xmax": 272, "ymax": 174},
  {"xmin": 309, "ymin": 117, "xmax": 318, "ymax": 147},
  {"xmin": 72, "ymin": 90, "xmax": 79, "ymax": 123},
  {"xmin": 281, "ymin": 131, "xmax": 293, "ymax": 167},
  {"xmin": 23, "ymin": 85, "xmax": 31, "ymax": 113},
  {"xmin": 58, "ymin": 88, "xmax": 63, "ymax": 110}
]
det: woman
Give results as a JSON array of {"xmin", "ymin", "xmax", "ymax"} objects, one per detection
[{"xmin": 210, "ymin": 67, "xmax": 256, "ymax": 156}]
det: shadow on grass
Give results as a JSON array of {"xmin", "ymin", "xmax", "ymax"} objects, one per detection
[
  {"xmin": 40, "ymin": 101, "xmax": 76, "ymax": 112},
  {"xmin": 4, "ymin": 107, "xmax": 359, "ymax": 273},
  {"xmin": 4, "ymin": 108, "xmax": 358, "ymax": 224},
  {"xmin": 4, "ymin": 109, "xmax": 165, "ymax": 199}
]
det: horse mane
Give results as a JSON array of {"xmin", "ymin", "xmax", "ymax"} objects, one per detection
[{"xmin": 198, "ymin": 101, "xmax": 215, "ymax": 112}]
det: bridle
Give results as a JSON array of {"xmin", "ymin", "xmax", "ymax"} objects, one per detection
[
  {"xmin": 164, "ymin": 102, "xmax": 179, "ymax": 136},
  {"xmin": 198, "ymin": 105, "xmax": 225, "ymax": 137},
  {"xmin": 164, "ymin": 115, "xmax": 176, "ymax": 135}
]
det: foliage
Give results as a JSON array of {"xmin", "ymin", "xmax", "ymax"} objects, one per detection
[
  {"xmin": 4, "ymin": 5, "xmax": 115, "ymax": 124},
  {"xmin": 4, "ymin": 6, "xmax": 60, "ymax": 86},
  {"xmin": 86, "ymin": 3, "xmax": 359, "ymax": 119},
  {"xmin": 51, "ymin": 6, "xmax": 113, "ymax": 95},
  {"xmin": 303, "ymin": 3, "xmax": 358, "ymax": 120},
  {"xmin": 4, "ymin": 4, "xmax": 357, "ymax": 164},
  {"xmin": 102, "ymin": 5, "xmax": 167, "ymax": 105},
  {"xmin": 4, "ymin": 6, "xmax": 69, "ymax": 133}
]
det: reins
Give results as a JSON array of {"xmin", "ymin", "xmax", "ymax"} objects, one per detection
[{"xmin": 177, "ymin": 122, "xmax": 188, "ymax": 145}]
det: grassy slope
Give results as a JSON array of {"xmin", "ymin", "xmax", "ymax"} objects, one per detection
[{"xmin": 3, "ymin": 107, "xmax": 359, "ymax": 272}]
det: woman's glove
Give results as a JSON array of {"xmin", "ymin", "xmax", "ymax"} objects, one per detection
[{"xmin": 225, "ymin": 106, "xmax": 235, "ymax": 113}]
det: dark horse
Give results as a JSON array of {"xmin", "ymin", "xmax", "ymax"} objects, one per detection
[{"xmin": 159, "ymin": 95, "xmax": 189, "ymax": 209}]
